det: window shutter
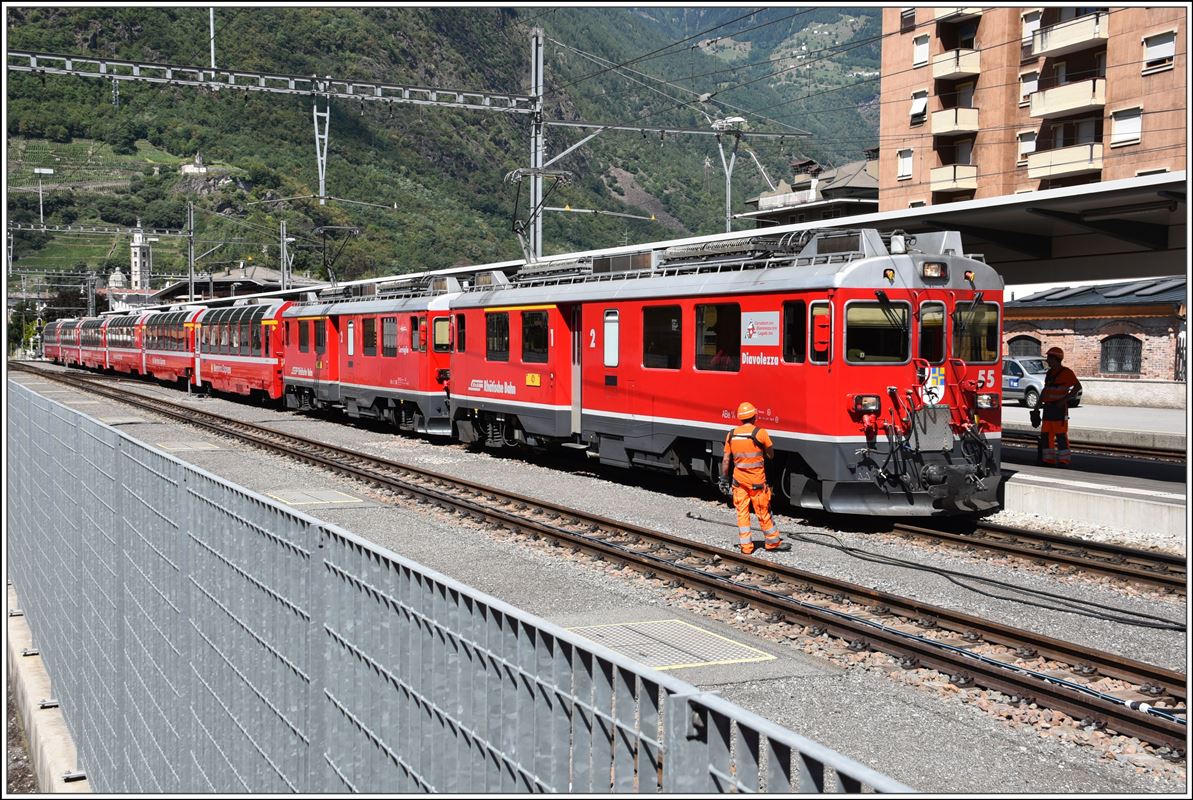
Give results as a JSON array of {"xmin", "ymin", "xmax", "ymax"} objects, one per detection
[{"xmin": 1111, "ymin": 108, "xmax": 1142, "ymax": 145}]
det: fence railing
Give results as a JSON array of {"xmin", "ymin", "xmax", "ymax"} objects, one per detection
[{"xmin": 5, "ymin": 381, "xmax": 912, "ymax": 793}]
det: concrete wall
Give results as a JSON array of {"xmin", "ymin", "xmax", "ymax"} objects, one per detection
[{"xmin": 1079, "ymin": 377, "xmax": 1186, "ymax": 408}]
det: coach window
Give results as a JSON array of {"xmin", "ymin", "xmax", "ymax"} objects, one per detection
[
  {"xmin": 347, "ymin": 321, "xmax": 356, "ymax": 357},
  {"xmin": 523, "ymin": 311, "xmax": 550, "ymax": 364},
  {"xmin": 252, "ymin": 322, "xmax": 263, "ymax": 356},
  {"xmin": 952, "ymin": 301, "xmax": 1000, "ymax": 363},
  {"xmin": 486, "ymin": 312, "xmax": 509, "ymax": 362},
  {"xmin": 919, "ymin": 302, "xmax": 946, "ymax": 364},
  {"xmin": 362, "ymin": 317, "xmax": 377, "ymax": 356},
  {"xmin": 410, "ymin": 315, "xmax": 421, "ymax": 352},
  {"xmin": 382, "ymin": 316, "xmax": 398, "ymax": 357},
  {"xmin": 315, "ymin": 319, "xmax": 326, "ymax": 355},
  {"xmin": 433, "ymin": 317, "xmax": 452, "ymax": 353},
  {"xmin": 810, "ymin": 302, "xmax": 832, "ymax": 364},
  {"xmin": 642, "ymin": 306, "xmax": 681, "ymax": 369},
  {"xmin": 298, "ymin": 320, "xmax": 309, "ymax": 353},
  {"xmin": 221, "ymin": 324, "xmax": 231, "ymax": 354},
  {"xmin": 231, "ymin": 323, "xmax": 240, "ymax": 354},
  {"xmin": 845, "ymin": 301, "xmax": 910, "ymax": 363},
  {"xmin": 455, "ymin": 314, "xmax": 466, "ymax": 352},
  {"xmin": 695, "ymin": 303, "xmax": 740, "ymax": 372},
  {"xmin": 782, "ymin": 300, "xmax": 807, "ymax": 363},
  {"xmin": 602, "ymin": 310, "xmax": 619, "ymax": 368}
]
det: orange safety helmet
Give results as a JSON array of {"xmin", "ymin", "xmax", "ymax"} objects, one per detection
[
  {"xmin": 737, "ymin": 401, "xmax": 757, "ymax": 420},
  {"xmin": 1046, "ymin": 346, "xmax": 1064, "ymax": 360}
]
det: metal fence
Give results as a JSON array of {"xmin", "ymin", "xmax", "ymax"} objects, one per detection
[{"xmin": 6, "ymin": 382, "xmax": 912, "ymax": 793}]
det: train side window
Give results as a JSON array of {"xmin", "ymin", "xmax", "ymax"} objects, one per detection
[
  {"xmin": 952, "ymin": 302, "xmax": 1000, "ymax": 364},
  {"xmin": 845, "ymin": 301, "xmax": 910, "ymax": 363},
  {"xmin": 298, "ymin": 320, "xmax": 309, "ymax": 353},
  {"xmin": 314, "ymin": 319, "xmax": 326, "ymax": 354},
  {"xmin": 419, "ymin": 314, "xmax": 428, "ymax": 352},
  {"xmin": 782, "ymin": 301, "xmax": 807, "ymax": 363},
  {"xmin": 231, "ymin": 324, "xmax": 240, "ymax": 353},
  {"xmin": 362, "ymin": 317, "xmax": 377, "ymax": 356},
  {"xmin": 810, "ymin": 302, "xmax": 832, "ymax": 364},
  {"xmin": 346, "ymin": 321, "xmax": 355, "ymax": 357},
  {"xmin": 695, "ymin": 303, "xmax": 740, "ymax": 372},
  {"xmin": 523, "ymin": 311, "xmax": 550, "ymax": 364},
  {"xmin": 252, "ymin": 322, "xmax": 263, "ymax": 356},
  {"xmin": 919, "ymin": 302, "xmax": 946, "ymax": 364},
  {"xmin": 456, "ymin": 314, "xmax": 466, "ymax": 352},
  {"xmin": 486, "ymin": 312, "xmax": 509, "ymax": 362},
  {"xmin": 433, "ymin": 317, "xmax": 452, "ymax": 353},
  {"xmin": 382, "ymin": 317, "xmax": 398, "ymax": 357},
  {"xmin": 602, "ymin": 310, "xmax": 619, "ymax": 368},
  {"xmin": 410, "ymin": 315, "xmax": 421, "ymax": 352},
  {"xmin": 642, "ymin": 306, "xmax": 681, "ymax": 369},
  {"xmin": 221, "ymin": 324, "xmax": 231, "ymax": 354}
]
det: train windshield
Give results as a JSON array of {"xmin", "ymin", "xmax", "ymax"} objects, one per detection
[
  {"xmin": 952, "ymin": 301, "xmax": 1000, "ymax": 363},
  {"xmin": 845, "ymin": 301, "xmax": 909, "ymax": 363}
]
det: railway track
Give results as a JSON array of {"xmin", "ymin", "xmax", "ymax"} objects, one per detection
[
  {"xmin": 1001, "ymin": 428, "xmax": 1186, "ymax": 463},
  {"xmin": 11, "ymin": 362, "xmax": 1189, "ymax": 754},
  {"xmin": 891, "ymin": 521, "xmax": 1186, "ymax": 593}
]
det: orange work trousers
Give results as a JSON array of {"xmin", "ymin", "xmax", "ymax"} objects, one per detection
[
  {"xmin": 732, "ymin": 483, "xmax": 780, "ymax": 554},
  {"xmin": 1039, "ymin": 419, "xmax": 1071, "ymax": 465}
]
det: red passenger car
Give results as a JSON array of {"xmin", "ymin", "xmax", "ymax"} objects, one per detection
[
  {"xmin": 42, "ymin": 319, "xmax": 69, "ymax": 363},
  {"xmin": 58, "ymin": 319, "xmax": 83, "ymax": 367},
  {"xmin": 104, "ymin": 311, "xmax": 156, "ymax": 376},
  {"xmin": 280, "ymin": 304, "xmax": 341, "ymax": 410},
  {"xmin": 195, "ymin": 301, "xmax": 290, "ymax": 400},
  {"xmin": 78, "ymin": 318, "xmax": 109, "ymax": 370},
  {"xmin": 142, "ymin": 308, "xmax": 204, "ymax": 386}
]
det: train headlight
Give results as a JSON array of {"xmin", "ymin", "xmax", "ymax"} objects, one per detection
[
  {"xmin": 922, "ymin": 261, "xmax": 948, "ymax": 279},
  {"xmin": 975, "ymin": 393, "xmax": 1000, "ymax": 409},
  {"xmin": 851, "ymin": 394, "xmax": 881, "ymax": 413}
]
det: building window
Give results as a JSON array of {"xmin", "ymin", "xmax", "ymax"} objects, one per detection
[
  {"xmin": 1017, "ymin": 131, "xmax": 1037, "ymax": 163},
  {"xmin": 1143, "ymin": 31, "xmax": 1176, "ymax": 72},
  {"xmin": 1136, "ymin": 167, "xmax": 1169, "ymax": 176},
  {"xmin": 909, "ymin": 200, "xmax": 926, "ymax": 207},
  {"xmin": 912, "ymin": 35, "xmax": 929, "ymax": 67},
  {"xmin": 909, "ymin": 90, "xmax": 928, "ymax": 125},
  {"xmin": 1110, "ymin": 107, "xmax": 1142, "ymax": 146},
  {"xmin": 1019, "ymin": 71, "xmax": 1037, "ymax": 105},
  {"xmin": 900, "ymin": 7, "xmax": 915, "ymax": 32},
  {"xmin": 897, "ymin": 149, "xmax": 913, "ymax": 180},
  {"xmin": 1021, "ymin": 11, "xmax": 1041, "ymax": 43},
  {"xmin": 1008, "ymin": 335, "xmax": 1040, "ymax": 357},
  {"xmin": 1101, "ymin": 335, "xmax": 1142, "ymax": 374}
]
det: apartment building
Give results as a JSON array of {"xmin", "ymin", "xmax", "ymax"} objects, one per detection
[{"xmin": 878, "ymin": 6, "xmax": 1186, "ymax": 211}]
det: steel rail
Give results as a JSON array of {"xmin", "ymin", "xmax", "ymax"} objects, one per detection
[
  {"xmin": 1001, "ymin": 429, "xmax": 1186, "ymax": 463},
  {"xmin": 11, "ymin": 362, "xmax": 1187, "ymax": 752},
  {"xmin": 891, "ymin": 522, "xmax": 1186, "ymax": 592}
]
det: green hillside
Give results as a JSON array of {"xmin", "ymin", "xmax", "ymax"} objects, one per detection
[{"xmin": 6, "ymin": 7, "xmax": 881, "ymax": 286}]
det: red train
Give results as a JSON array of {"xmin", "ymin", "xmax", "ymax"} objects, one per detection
[{"xmin": 41, "ymin": 226, "xmax": 1003, "ymax": 516}]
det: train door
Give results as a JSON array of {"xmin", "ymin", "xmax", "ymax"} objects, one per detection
[
  {"xmin": 312, "ymin": 316, "xmax": 333, "ymax": 400},
  {"xmin": 568, "ymin": 305, "xmax": 582, "ymax": 434}
]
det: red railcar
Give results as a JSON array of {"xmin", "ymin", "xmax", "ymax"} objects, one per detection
[
  {"xmin": 42, "ymin": 319, "xmax": 69, "ymax": 363},
  {"xmin": 312, "ymin": 285, "xmax": 458, "ymax": 434},
  {"xmin": 104, "ymin": 311, "xmax": 156, "ymax": 376},
  {"xmin": 195, "ymin": 301, "xmax": 290, "ymax": 400},
  {"xmin": 449, "ymin": 229, "xmax": 1004, "ymax": 515},
  {"xmin": 78, "ymin": 318, "xmax": 109, "ymax": 370},
  {"xmin": 280, "ymin": 304, "xmax": 341, "ymax": 410},
  {"xmin": 58, "ymin": 319, "xmax": 83, "ymax": 367},
  {"xmin": 142, "ymin": 308, "xmax": 204, "ymax": 385}
]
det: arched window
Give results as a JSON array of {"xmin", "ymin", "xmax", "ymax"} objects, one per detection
[
  {"xmin": 1101, "ymin": 335, "xmax": 1142, "ymax": 374},
  {"xmin": 1008, "ymin": 335, "xmax": 1040, "ymax": 357}
]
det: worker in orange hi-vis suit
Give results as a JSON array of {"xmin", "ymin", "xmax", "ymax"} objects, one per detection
[
  {"xmin": 1030, "ymin": 346, "xmax": 1082, "ymax": 466},
  {"xmin": 720, "ymin": 402, "xmax": 791, "ymax": 555}
]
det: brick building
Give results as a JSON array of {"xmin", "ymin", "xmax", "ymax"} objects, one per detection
[
  {"xmin": 879, "ymin": 6, "xmax": 1186, "ymax": 211},
  {"xmin": 1004, "ymin": 277, "xmax": 1186, "ymax": 390}
]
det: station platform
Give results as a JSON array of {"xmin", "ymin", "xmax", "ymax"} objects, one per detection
[{"xmin": 998, "ymin": 403, "xmax": 1187, "ymax": 541}]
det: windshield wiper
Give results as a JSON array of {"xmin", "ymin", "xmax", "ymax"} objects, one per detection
[{"xmin": 953, "ymin": 291, "xmax": 985, "ymax": 339}]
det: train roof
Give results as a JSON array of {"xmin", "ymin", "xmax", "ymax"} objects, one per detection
[{"xmin": 452, "ymin": 229, "xmax": 1002, "ymax": 309}]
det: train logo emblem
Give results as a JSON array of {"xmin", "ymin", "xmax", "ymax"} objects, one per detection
[
  {"xmin": 920, "ymin": 367, "xmax": 946, "ymax": 405},
  {"xmin": 739, "ymin": 312, "xmax": 779, "ymax": 346}
]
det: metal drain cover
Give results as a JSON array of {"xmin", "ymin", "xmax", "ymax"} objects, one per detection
[{"xmin": 568, "ymin": 619, "xmax": 774, "ymax": 671}]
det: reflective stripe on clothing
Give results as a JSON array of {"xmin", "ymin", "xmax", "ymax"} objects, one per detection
[
  {"xmin": 1041, "ymin": 366, "xmax": 1078, "ymax": 408},
  {"xmin": 1040, "ymin": 420, "xmax": 1071, "ymax": 465},
  {"xmin": 733, "ymin": 484, "xmax": 778, "ymax": 551},
  {"xmin": 726, "ymin": 424, "xmax": 772, "ymax": 485}
]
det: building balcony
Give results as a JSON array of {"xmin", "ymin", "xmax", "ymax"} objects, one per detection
[
  {"xmin": 1029, "ymin": 78, "xmax": 1105, "ymax": 119},
  {"xmin": 1031, "ymin": 12, "xmax": 1108, "ymax": 58},
  {"xmin": 930, "ymin": 163, "xmax": 978, "ymax": 192},
  {"xmin": 931, "ymin": 107, "xmax": 979, "ymax": 136},
  {"xmin": 933, "ymin": 8, "xmax": 983, "ymax": 22},
  {"xmin": 931, "ymin": 48, "xmax": 980, "ymax": 80},
  {"xmin": 1027, "ymin": 143, "xmax": 1103, "ymax": 180}
]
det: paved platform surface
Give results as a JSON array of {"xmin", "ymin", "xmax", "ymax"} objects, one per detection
[{"xmin": 5, "ymin": 370, "xmax": 1186, "ymax": 794}]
